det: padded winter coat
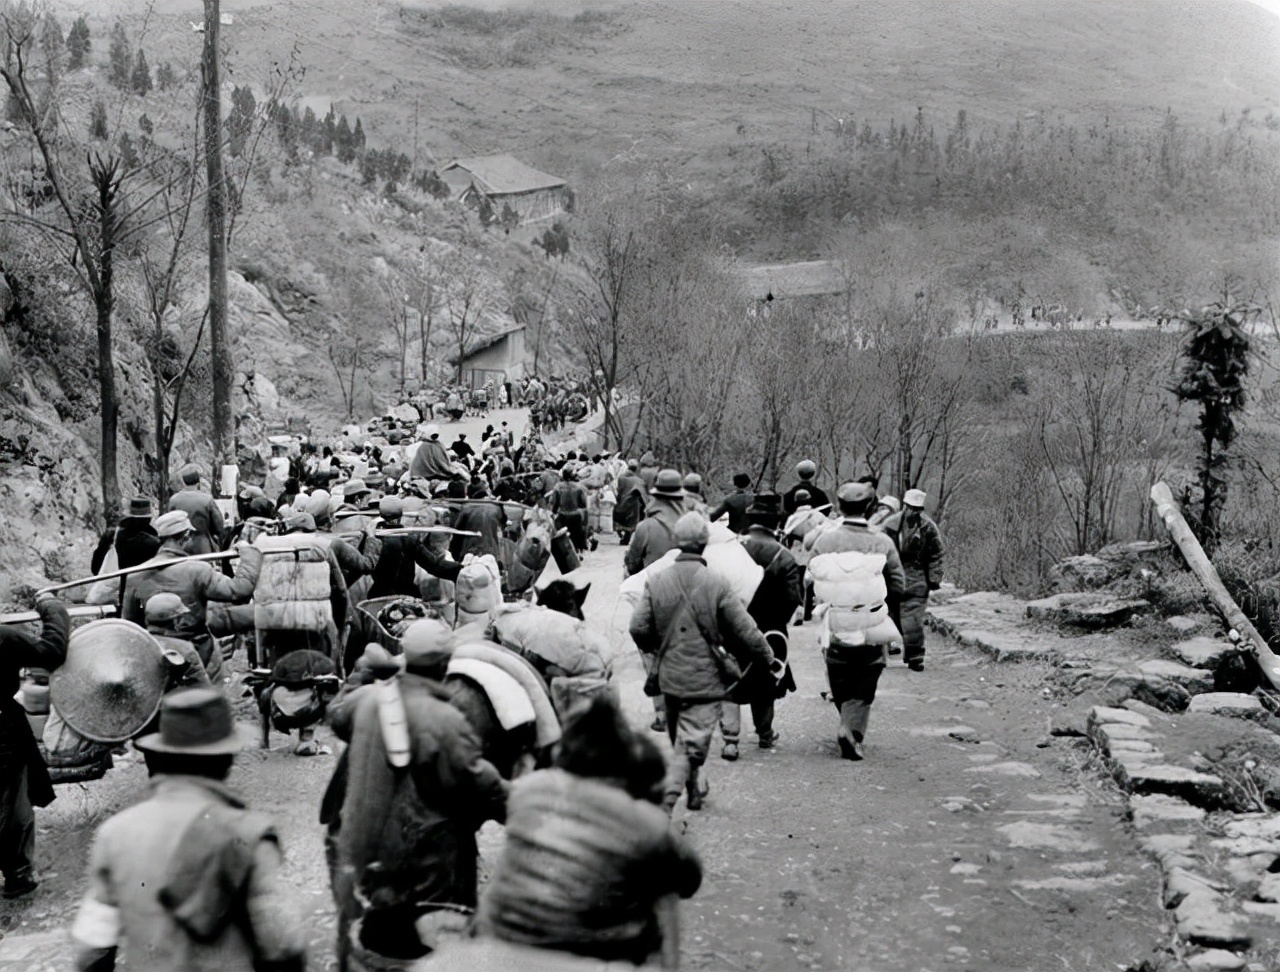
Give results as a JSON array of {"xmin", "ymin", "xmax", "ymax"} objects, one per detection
[
  {"xmin": 327, "ymin": 673, "xmax": 508, "ymax": 909},
  {"xmin": 167, "ymin": 487, "xmax": 226, "ymax": 556},
  {"xmin": 476, "ymin": 769, "xmax": 701, "ymax": 962},
  {"xmin": 881, "ymin": 511, "xmax": 945, "ymax": 597},
  {"xmin": 622, "ymin": 498, "xmax": 685, "ymax": 578},
  {"xmin": 629, "ymin": 554, "xmax": 774, "ymax": 702}
]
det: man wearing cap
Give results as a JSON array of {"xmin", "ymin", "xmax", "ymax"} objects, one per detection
[
  {"xmin": 121, "ymin": 511, "xmax": 263, "ymax": 675},
  {"xmin": 881, "ymin": 489, "xmax": 946, "ymax": 672},
  {"xmin": 682, "ymin": 473, "xmax": 708, "ymax": 516},
  {"xmin": 0, "ymin": 594, "xmax": 70, "ymax": 899},
  {"xmin": 808, "ymin": 482, "xmax": 907, "ymax": 760},
  {"xmin": 326, "ymin": 621, "xmax": 508, "ymax": 966},
  {"xmin": 870, "ymin": 494, "xmax": 901, "ymax": 529},
  {"xmin": 71, "ymin": 688, "xmax": 305, "ymax": 972},
  {"xmin": 708, "ymin": 473, "xmax": 754, "ymax": 535},
  {"xmin": 630, "ymin": 513, "xmax": 776, "ymax": 812},
  {"xmin": 145, "ymin": 593, "xmax": 214, "ymax": 692},
  {"xmin": 167, "ymin": 464, "xmax": 225, "ymax": 556},
  {"xmin": 720, "ymin": 495, "xmax": 802, "ymax": 760},
  {"xmin": 782, "ymin": 459, "xmax": 830, "ymax": 516}
]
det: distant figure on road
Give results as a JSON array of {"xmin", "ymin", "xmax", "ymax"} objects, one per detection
[{"xmin": 881, "ymin": 489, "xmax": 946, "ymax": 672}]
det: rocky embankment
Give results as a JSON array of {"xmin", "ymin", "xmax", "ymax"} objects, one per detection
[{"xmin": 928, "ymin": 541, "xmax": 1280, "ymax": 972}]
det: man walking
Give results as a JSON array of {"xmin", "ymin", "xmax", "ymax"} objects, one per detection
[
  {"xmin": 326, "ymin": 620, "xmax": 507, "ymax": 967},
  {"xmin": 624, "ymin": 469, "xmax": 690, "ymax": 733},
  {"xmin": 720, "ymin": 495, "xmax": 801, "ymax": 760},
  {"xmin": 630, "ymin": 513, "xmax": 777, "ymax": 812},
  {"xmin": 708, "ymin": 473, "xmax": 754, "ymax": 534},
  {"xmin": 782, "ymin": 459, "xmax": 830, "ymax": 516},
  {"xmin": 0, "ymin": 594, "xmax": 69, "ymax": 899},
  {"xmin": 882, "ymin": 489, "xmax": 946, "ymax": 672},
  {"xmin": 71, "ymin": 688, "xmax": 305, "ymax": 971},
  {"xmin": 168, "ymin": 464, "xmax": 225, "ymax": 555},
  {"xmin": 808, "ymin": 483, "xmax": 906, "ymax": 760}
]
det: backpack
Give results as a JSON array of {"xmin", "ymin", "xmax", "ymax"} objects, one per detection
[{"xmin": 253, "ymin": 534, "xmax": 334, "ymax": 632}]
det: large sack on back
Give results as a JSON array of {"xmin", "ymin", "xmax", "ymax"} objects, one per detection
[
  {"xmin": 253, "ymin": 534, "xmax": 334, "ymax": 631},
  {"xmin": 456, "ymin": 555, "xmax": 502, "ymax": 615},
  {"xmin": 490, "ymin": 606, "xmax": 609, "ymax": 677},
  {"xmin": 620, "ymin": 540, "xmax": 764, "ymax": 607},
  {"xmin": 808, "ymin": 551, "xmax": 887, "ymax": 608},
  {"xmin": 862, "ymin": 614, "xmax": 902, "ymax": 646}
]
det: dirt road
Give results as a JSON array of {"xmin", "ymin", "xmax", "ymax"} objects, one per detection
[{"xmin": 0, "ymin": 536, "xmax": 1170, "ymax": 971}]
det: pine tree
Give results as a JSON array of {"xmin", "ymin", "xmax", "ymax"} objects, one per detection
[
  {"xmin": 89, "ymin": 99, "xmax": 108, "ymax": 140},
  {"xmin": 40, "ymin": 14, "xmax": 63, "ymax": 75},
  {"xmin": 353, "ymin": 117, "xmax": 366, "ymax": 150},
  {"xmin": 66, "ymin": 16, "xmax": 90, "ymax": 70},
  {"xmin": 321, "ymin": 104, "xmax": 336, "ymax": 155},
  {"xmin": 118, "ymin": 131, "xmax": 139, "ymax": 169},
  {"xmin": 156, "ymin": 62, "xmax": 177, "ymax": 91},
  {"xmin": 108, "ymin": 21, "xmax": 131, "ymax": 89},
  {"xmin": 131, "ymin": 48, "xmax": 152, "ymax": 97},
  {"xmin": 335, "ymin": 115, "xmax": 355, "ymax": 163},
  {"xmin": 138, "ymin": 113, "xmax": 153, "ymax": 137}
]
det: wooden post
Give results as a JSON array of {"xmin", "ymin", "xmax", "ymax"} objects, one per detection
[
  {"xmin": 203, "ymin": 0, "xmax": 234, "ymax": 489},
  {"xmin": 1150, "ymin": 482, "xmax": 1280, "ymax": 689}
]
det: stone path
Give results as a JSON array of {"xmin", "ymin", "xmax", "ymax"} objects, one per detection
[{"xmin": 929, "ymin": 588, "xmax": 1280, "ymax": 972}]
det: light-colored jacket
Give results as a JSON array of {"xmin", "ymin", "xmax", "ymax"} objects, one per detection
[{"xmin": 71, "ymin": 776, "xmax": 303, "ymax": 972}]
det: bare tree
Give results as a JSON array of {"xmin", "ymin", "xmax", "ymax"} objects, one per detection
[
  {"xmin": 0, "ymin": 3, "xmax": 164, "ymax": 517},
  {"xmin": 569, "ymin": 209, "xmax": 636, "ymax": 452},
  {"xmin": 442, "ymin": 245, "xmax": 496, "ymax": 386}
]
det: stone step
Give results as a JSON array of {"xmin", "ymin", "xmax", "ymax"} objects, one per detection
[
  {"xmin": 1024, "ymin": 592, "xmax": 1150, "ymax": 629},
  {"xmin": 926, "ymin": 592, "xmax": 1060, "ymax": 662},
  {"xmin": 1187, "ymin": 693, "xmax": 1267, "ymax": 721},
  {"xmin": 1169, "ymin": 636, "xmax": 1235, "ymax": 670}
]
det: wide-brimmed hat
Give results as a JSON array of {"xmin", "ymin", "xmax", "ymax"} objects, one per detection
[
  {"xmin": 134, "ymin": 687, "xmax": 253, "ymax": 756},
  {"xmin": 123, "ymin": 496, "xmax": 153, "ymax": 519},
  {"xmin": 343, "ymin": 478, "xmax": 370, "ymax": 498},
  {"xmin": 878, "ymin": 495, "xmax": 902, "ymax": 513},
  {"xmin": 903, "ymin": 488, "xmax": 927, "ymax": 508},
  {"xmin": 49, "ymin": 620, "xmax": 170, "ymax": 744},
  {"xmin": 650, "ymin": 469, "xmax": 686, "ymax": 497},
  {"xmin": 796, "ymin": 459, "xmax": 817, "ymax": 480},
  {"xmin": 747, "ymin": 493, "xmax": 784, "ymax": 525},
  {"xmin": 683, "ymin": 472, "xmax": 703, "ymax": 493},
  {"xmin": 154, "ymin": 510, "xmax": 193, "ymax": 538}
]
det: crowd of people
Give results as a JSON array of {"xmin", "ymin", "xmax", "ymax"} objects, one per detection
[{"xmin": 3, "ymin": 386, "xmax": 947, "ymax": 970}]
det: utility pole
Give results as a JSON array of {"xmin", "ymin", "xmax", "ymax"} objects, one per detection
[{"xmin": 202, "ymin": 0, "xmax": 233, "ymax": 485}]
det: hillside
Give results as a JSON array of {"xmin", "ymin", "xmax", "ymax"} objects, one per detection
[{"xmin": 3, "ymin": 0, "xmax": 1279, "ymax": 598}]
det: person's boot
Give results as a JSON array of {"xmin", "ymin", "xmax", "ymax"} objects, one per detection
[
  {"xmin": 685, "ymin": 768, "xmax": 709, "ymax": 811},
  {"xmin": 649, "ymin": 713, "xmax": 667, "ymax": 733},
  {"xmin": 837, "ymin": 728, "xmax": 864, "ymax": 761},
  {"xmin": 720, "ymin": 741, "xmax": 739, "ymax": 761},
  {"xmin": 3, "ymin": 869, "xmax": 38, "ymax": 899},
  {"xmin": 758, "ymin": 730, "xmax": 780, "ymax": 750},
  {"xmin": 295, "ymin": 726, "xmax": 320, "ymax": 756}
]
